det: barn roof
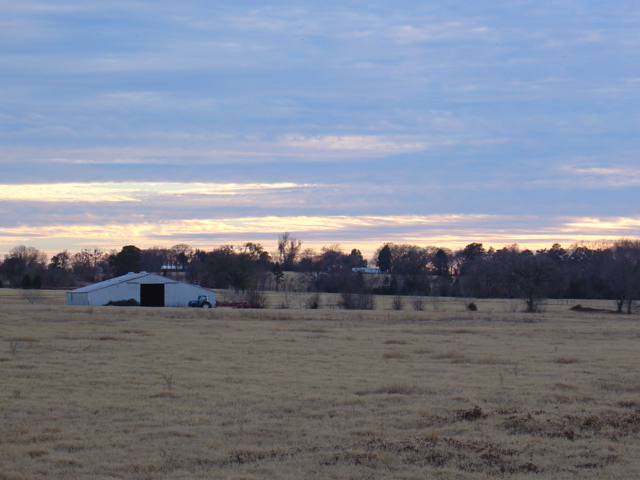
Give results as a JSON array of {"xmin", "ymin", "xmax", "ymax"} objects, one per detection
[{"xmin": 68, "ymin": 272, "xmax": 180, "ymax": 294}]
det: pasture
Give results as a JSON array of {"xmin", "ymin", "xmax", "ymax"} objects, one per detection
[{"xmin": 1, "ymin": 289, "xmax": 639, "ymax": 479}]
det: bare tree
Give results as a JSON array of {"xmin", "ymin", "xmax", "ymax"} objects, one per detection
[
  {"xmin": 509, "ymin": 250, "xmax": 563, "ymax": 313},
  {"xmin": 6, "ymin": 245, "xmax": 47, "ymax": 273},
  {"xmin": 277, "ymin": 232, "xmax": 302, "ymax": 271},
  {"xmin": 47, "ymin": 250, "xmax": 74, "ymax": 287},
  {"xmin": 1, "ymin": 246, "xmax": 47, "ymax": 286},
  {"xmin": 72, "ymin": 248, "xmax": 108, "ymax": 282},
  {"xmin": 170, "ymin": 244, "xmax": 193, "ymax": 270},
  {"xmin": 141, "ymin": 247, "xmax": 171, "ymax": 273},
  {"xmin": 49, "ymin": 250, "xmax": 72, "ymax": 270},
  {"xmin": 602, "ymin": 239, "xmax": 640, "ymax": 314}
]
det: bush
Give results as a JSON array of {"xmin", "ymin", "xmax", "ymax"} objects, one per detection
[
  {"xmin": 467, "ymin": 302, "xmax": 478, "ymax": 311},
  {"xmin": 305, "ymin": 293, "xmax": 321, "ymax": 309},
  {"xmin": 32, "ymin": 274, "xmax": 42, "ymax": 289},
  {"xmin": 21, "ymin": 274, "xmax": 31, "ymax": 289},
  {"xmin": 247, "ymin": 288, "xmax": 268, "ymax": 309},
  {"xmin": 339, "ymin": 292, "xmax": 375, "ymax": 310},
  {"xmin": 412, "ymin": 296, "xmax": 425, "ymax": 311},
  {"xmin": 391, "ymin": 295, "xmax": 405, "ymax": 310}
]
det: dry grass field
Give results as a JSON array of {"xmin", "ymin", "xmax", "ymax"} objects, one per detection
[{"xmin": 1, "ymin": 289, "xmax": 639, "ymax": 479}]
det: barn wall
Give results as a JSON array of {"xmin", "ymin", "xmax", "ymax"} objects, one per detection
[
  {"xmin": 165, "ymin": 283, "xmax": 215, "ymax": 307},
  {"xmin": 88, "ymin": 282, "xmax": 141, "ymax": 306},
  {"xmin": 66, "ymin": 292, "xmax": 89, "ymax": 306}
]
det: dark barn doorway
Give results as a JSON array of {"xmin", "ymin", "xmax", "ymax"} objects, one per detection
[{"xmin": 140, "ymin": 283, "xmax": 165, "ymax": 307}]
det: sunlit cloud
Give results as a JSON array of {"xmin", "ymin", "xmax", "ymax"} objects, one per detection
[
  {"xmin": 2, "ymin": 213, "xmax": 639, "ymax": 258},
  {"xmin": 0, "ymin": 182, "xmax": 312, "ymax": 203},
  {"xmin": 563, "ymin": 217, "xmax": 640, "ymax": 231}
]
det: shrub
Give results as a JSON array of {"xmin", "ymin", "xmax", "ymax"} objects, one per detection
[
  {"xmin": 32, "ymin": 274, "xmax": 42, "ymax": 289},
  {"xmin": 391, "ymin": 295, "xmax": 405, "ymax": 310},
  {"xmin": 305, "ymin": 293, "xmax": 321, "ymax": 309},
  {"xmin": 339, "ymin": 292, "xmax": 375, "ymax": 310},
  {"xmin": 247, "ymin": 288, "xmax": 268, "ymax": 309},
  {"xmin": 467, "ymin": 302, "xmax": 478, "ymax": 311},
  {"xmin": 458, "ymin": 405, "xmax": 486, "ymax": 421},
  {"xmin": 412, "ymin": 296, "xmax": 425, "ymax": 311},
  {"xmin": 338, "ymin": 292, "xmax": 354, "ymax": 309},
  {"xmin": 21, "ymin": 274, "xmax": 31, "ymax": 289}
]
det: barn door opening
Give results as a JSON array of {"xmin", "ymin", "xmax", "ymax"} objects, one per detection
[{"xmin": 140, "ymin": 284, "xmax": 165, "ymax": 307}]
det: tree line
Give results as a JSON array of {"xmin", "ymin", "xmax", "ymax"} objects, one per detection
[{"xmin": 1, "ymin": 234, "xmax": 639, "ymax": 313}]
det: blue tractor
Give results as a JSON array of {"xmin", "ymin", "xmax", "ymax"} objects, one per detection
[{"xmin": 188, "ymin": 295, "xmax": 214, "ymax": 308}]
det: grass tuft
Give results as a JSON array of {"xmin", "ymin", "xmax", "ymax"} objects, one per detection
[
  {"xmin": 382, "ymin": 351, "xmax": 409, "ymax": 360},
  {"xmin": 553, "ymin": 356, "xmax": 582, "ymax": 364},
  {"xmin": 356, "ymin": 383, "xmax": 428, "ymax": 396},
  {"xmin": 383, "ymin": 339, "xmax": 410, "ymax": 345}
]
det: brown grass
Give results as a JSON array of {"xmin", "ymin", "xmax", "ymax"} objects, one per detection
[{"xmin": 0, "ymin": 289, "xmax": 639, "ymax": 479}]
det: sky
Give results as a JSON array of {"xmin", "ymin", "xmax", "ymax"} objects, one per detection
[{"xmin": 1, "ymin": 1, "xmax": 640, "ymax": 259}]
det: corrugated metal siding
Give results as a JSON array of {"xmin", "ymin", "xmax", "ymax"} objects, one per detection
[
  {"xmin": 66, "ymin": 292, "xmax": 89, "ymax": 306},
  {"xmin": 89, "ymin": 281, "xmax": 141, "ymax": 305},
  {"xmin": 165, "ymin": 283, "xmax": 214, "ymax": 307}
]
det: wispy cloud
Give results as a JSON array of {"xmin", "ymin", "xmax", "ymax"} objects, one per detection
[
  {"xmin": 563, "ymin": 217, "xmax": 640, "ymax": 231},
  {"xmin": 278, "ymin": 135, "xmax": 428, "ymax": 155},
  {"xmin": 0, "ymin": 182, "xmax": 313, "ymax": 203},
  {"xmin": 389, "ymin": 22, "xmax": 488, "ymax": 44},
  {"xmin": 562, "ymin": 165, "xmax": 640, "ymax": 187},
  {"xmin": 2, "ymin": 212, "xmax": 639, "ymax": 258}
]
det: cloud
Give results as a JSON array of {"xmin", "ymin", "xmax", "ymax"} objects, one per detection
[
  {"xmin": 0, "ymin": 182, "xmax": 313, "ymax": 203},
  {"xmin": 389, "ymin": 22, "xmax": 485, "ymax": 44},
  {"xmin": 561, "ymin": 165, "xmax": 640, "ymax": 187},
  {"xmin": 2, "ymin": 211, "xmax": 640, "ymax": 258},
  {"xmin": 278, "ymin": 135, "xmax": 428, "ymax": 155},
  {"xmin": 563, "ymin": 217, "xmax": 640, "ymax": 232},
  {"xmin": 1, "ymin": 133, "xmax": 442, "ymax": 167}
]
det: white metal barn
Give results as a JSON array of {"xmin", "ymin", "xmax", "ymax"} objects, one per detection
[{"xmin": 66, "ymin": 272, "xmax": 215, "ymax": 307}]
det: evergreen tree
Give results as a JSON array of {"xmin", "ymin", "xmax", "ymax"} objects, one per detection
[
  {"xmin": 109, "ymin": 245, "xmax": 143, "ymax": 277},
  {"xmin": 377, "ymin": 244, "xmax": 392, "ymax": 273}
]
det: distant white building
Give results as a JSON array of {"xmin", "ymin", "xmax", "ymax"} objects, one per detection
[
  {"xmin": 352, "ymin": 267, "xmax": 382, "ymax": 274},
  {"xmin": 66, "ymin": 272, "xmax": 215, "ymax": 307}
]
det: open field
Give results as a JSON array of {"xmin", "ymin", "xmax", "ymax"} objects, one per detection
[{"xmin": 1, "ymin": 290, "xmax": 639, "ymax": 479}]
